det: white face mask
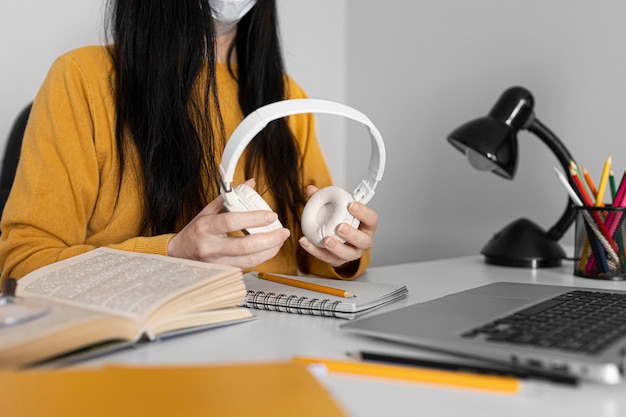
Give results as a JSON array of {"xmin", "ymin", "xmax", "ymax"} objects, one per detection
[{"xmin": 209, "ymin": 0, "xmax": 258, "ymax": 36}]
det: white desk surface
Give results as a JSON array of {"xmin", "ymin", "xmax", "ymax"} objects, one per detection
[{"xmin": 81, "ymin": 256, "xmax": 626, "ymax": 417}]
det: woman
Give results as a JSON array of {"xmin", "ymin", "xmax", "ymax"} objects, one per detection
[{"xmin": 0, "ymin": 0, "xmax": 378, "ymax": 280}]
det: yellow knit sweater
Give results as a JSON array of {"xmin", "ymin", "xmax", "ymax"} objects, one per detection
[{"xmin": 0, "ymin": 46, "xmax": 369, "ymax": 280}]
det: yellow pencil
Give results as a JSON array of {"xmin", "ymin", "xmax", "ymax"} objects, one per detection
[
  {"xmin": 292, "ymin": 356, "xmax": 520, "ymax": 394},
  {"xmin": 596, "ymin": 155, "xmax": 612, "ymax": 207},
  {"xmin": 257, "ymin": 272, "xmax": 355, "ymax": 298}
]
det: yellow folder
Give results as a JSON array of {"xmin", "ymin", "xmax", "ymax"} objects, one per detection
[{"xmin": 0, "ymin": 361, "xmax": 348, "ymax": 417}]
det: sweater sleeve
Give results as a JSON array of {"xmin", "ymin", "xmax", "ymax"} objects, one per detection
[{"xmin": 0, "ymin": 50, "xmax": 172, "ymax": 279}]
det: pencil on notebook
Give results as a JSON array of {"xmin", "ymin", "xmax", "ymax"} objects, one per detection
[{"xmin": 256, "ymin": 272, "xmax": 355, "ymax": 298}]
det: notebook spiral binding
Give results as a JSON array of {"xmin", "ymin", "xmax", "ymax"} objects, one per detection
[{"xmin": 245, "ymin": 290, "xmax": 342, "ymax": 317}]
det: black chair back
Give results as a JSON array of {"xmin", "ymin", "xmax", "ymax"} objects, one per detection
[{"xmin": 0, "ymin": 103, "xmax": 32, "ymax": 214}]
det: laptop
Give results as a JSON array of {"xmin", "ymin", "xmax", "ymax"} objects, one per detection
[{"xmin": 340, "ymin": 282, "xmax": 626, "ymax": 384}]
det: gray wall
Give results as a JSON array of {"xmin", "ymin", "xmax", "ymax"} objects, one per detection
[
  {"xmin": 1, "ymin": 1, "xmax": 624, "ymax": 268},
  {"xmin": 0, "ymin": 1, "xmax": 104, "ymax": 137},
  {"xmin": 345, "ymin": 1, "xmax": 626, "ymax": 266}
]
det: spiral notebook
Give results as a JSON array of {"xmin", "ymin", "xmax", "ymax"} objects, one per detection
[{"xmin": 242, "ymin": 272, "xmax": 408, "ymax": 319}]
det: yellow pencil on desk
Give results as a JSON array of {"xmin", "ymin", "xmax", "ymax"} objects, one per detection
[
  {"xmin": 256, "ymin": 272, "xmax": 356, "ymax": 298},
  {"xmin": 292, "ymin": 356, "xmax": 520, "ymax": 394}
]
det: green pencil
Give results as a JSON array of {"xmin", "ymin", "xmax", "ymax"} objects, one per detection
[{"xmin": 610, "ymin": 170, "xmax": 617, "ymax": 201}]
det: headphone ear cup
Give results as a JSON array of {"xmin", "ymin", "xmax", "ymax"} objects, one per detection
[
  {"xmin": 301, "ymin": 185, "xmax": 359, "ymax": 247},
  {"xmin": 223, "ymin": 184, "xmax": 283, "ymax": 234}
]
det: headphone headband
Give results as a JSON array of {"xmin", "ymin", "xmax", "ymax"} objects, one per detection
[{"xmin": 220, "ymin": 98, "xmax": 386, "ymax": 205}]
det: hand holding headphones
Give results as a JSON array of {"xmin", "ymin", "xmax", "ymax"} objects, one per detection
[{"xmin": 220, "ymin": 98, "xmax": 385, "ymax": 247}]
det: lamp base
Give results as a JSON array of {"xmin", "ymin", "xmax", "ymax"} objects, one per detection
[{"xmin": 481, "ymin": 218, "xmax": 566, "ymax": 268}]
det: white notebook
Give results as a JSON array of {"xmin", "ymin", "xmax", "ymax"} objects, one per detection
[{"xmin": 242, "ymin": 272, "xmax": 408, "ymax": 319}]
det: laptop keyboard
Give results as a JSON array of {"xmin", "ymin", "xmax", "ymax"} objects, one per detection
[{"xmin": 462, "ymin": 290, "xmax": 626, "ymax": 355}]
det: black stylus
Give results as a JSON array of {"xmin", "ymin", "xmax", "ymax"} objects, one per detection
[{"xmin": 347, "ymin": 351, "xmax": 579, "ymax": 386}]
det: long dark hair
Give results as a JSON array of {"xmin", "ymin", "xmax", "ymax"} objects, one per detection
[{"xmin": 105, "ymin": 0, "xmax": 306, "ymax": 240}]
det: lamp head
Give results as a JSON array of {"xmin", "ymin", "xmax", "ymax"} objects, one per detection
[
  {"xmin": 447, "ymin": 86, "xmax": 536, "ymax": 179},
  {"xmin": 445, "ymin": 86, "xmax": 576, "ymax": 268}
]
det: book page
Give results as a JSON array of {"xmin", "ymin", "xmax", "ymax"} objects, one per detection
[
  {"xmin": 17, "ymin": 248, "xmax": 240, "ymax": 321},
  {"xmin": 0, "ymin": 301, "xmax": 133, "ymax": 368}
]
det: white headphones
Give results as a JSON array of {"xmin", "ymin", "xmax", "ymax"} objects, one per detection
[{"xmin": 220, "ymin": 98, "xmax": 386, "ymax": 247}]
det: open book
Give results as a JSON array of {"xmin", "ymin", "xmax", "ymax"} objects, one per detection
[
  {"xmin": 0, "ymin": 248, "xmax": 253, "ymax": 368},
  {"xmin": 242, "ymin": 272, "xmax": 408, "ymax": 319}
]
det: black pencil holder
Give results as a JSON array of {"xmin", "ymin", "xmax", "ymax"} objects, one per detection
[{"xmin": 573, "ymin": 206, "xmax": 626, "ymax": 280}]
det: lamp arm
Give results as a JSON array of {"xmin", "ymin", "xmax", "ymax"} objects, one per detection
[{"xmin": 526, "ymin": 118, "xmax": 576, "ymax": 240}]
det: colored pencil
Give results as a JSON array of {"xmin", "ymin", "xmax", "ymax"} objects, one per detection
[
  {"xmin": 595, "ymin": 155, "xmax": 612, "ymax": 207},
  {"xmin": 612, "ymin": 171, "xmax": 626, "ymax": 266},
  {"xmin": 582, "ymin": 167, "xmax": 598, "ymax": 197},
  {"xmin": 585, "ymin": 221, "xmax": 610, "ymax": 274},
  {"xmin": 555, "ymin": 167, "xmax": 618, "ymax": 272},
  {"xmin": 292, "ymin": 356, "xmax": 521, "ymax": 394},
  {"xmin": 610, "ymin": 170, "xmax": 617, "ymax": 201},
  {"xmin": 554, "ymin": 167, "xmax": 583, "ymax": 206},
  {"xmin": 571, "ymin": 160, "xmax": 592, "ymax": 197},
  {"xmin": 256, "ymin": 272, "xmax": 355, "ymax": 298},
  {"xmin": 569, "ymin": 162, "xmax": 618, "ymax": 253},
  {"xmin": 612, "ymin": 170, "xmax": 626, "ymax": 208},
  {"xmin": 557, "ymin": 167, "xmax": 593, "ymax": 270},
  {"xmin": 581, "ymin": 156, "xmax": 612, "ymax": 269},
  {"xmin": 605, "ymin": 170, "xmax": 626, "ymax": 236},
  {"xmin": 579, "ymin": 164, "xmax": 602, "ymax": 268}
]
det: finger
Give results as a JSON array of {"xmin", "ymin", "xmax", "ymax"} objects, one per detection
[
  {"xmin": 203, "ymin": 231, "xmax": 290, "ymax": 268},
  {"xmin": 298, "ymin": 236, "xmax": 338, "ymax": 265},
  {"xmin": 305, "ymin": 184, "xmax": 319, "ymax": 198},
  {"xmin": 201, "ymin": 210, "xmax": 281, "ymax": 235},
  {"xmin": 322, "ymin": 235, "xmax": 363, "ymax": 262},
  {"xmin": 335, "ymin": 222, "xmax": 372, "ymax": 251},
  {"xmin": 299, "ymin": 236, "xmax": 360, "ymax": 268},
  {"xmin": 349, "ymin": 202, "xmax": 378, "ymax": 232}
]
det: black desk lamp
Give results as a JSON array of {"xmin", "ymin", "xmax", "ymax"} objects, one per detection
[{"xmin": 447, "ymin": 86, "xmax": 576, "ymax": 268}]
